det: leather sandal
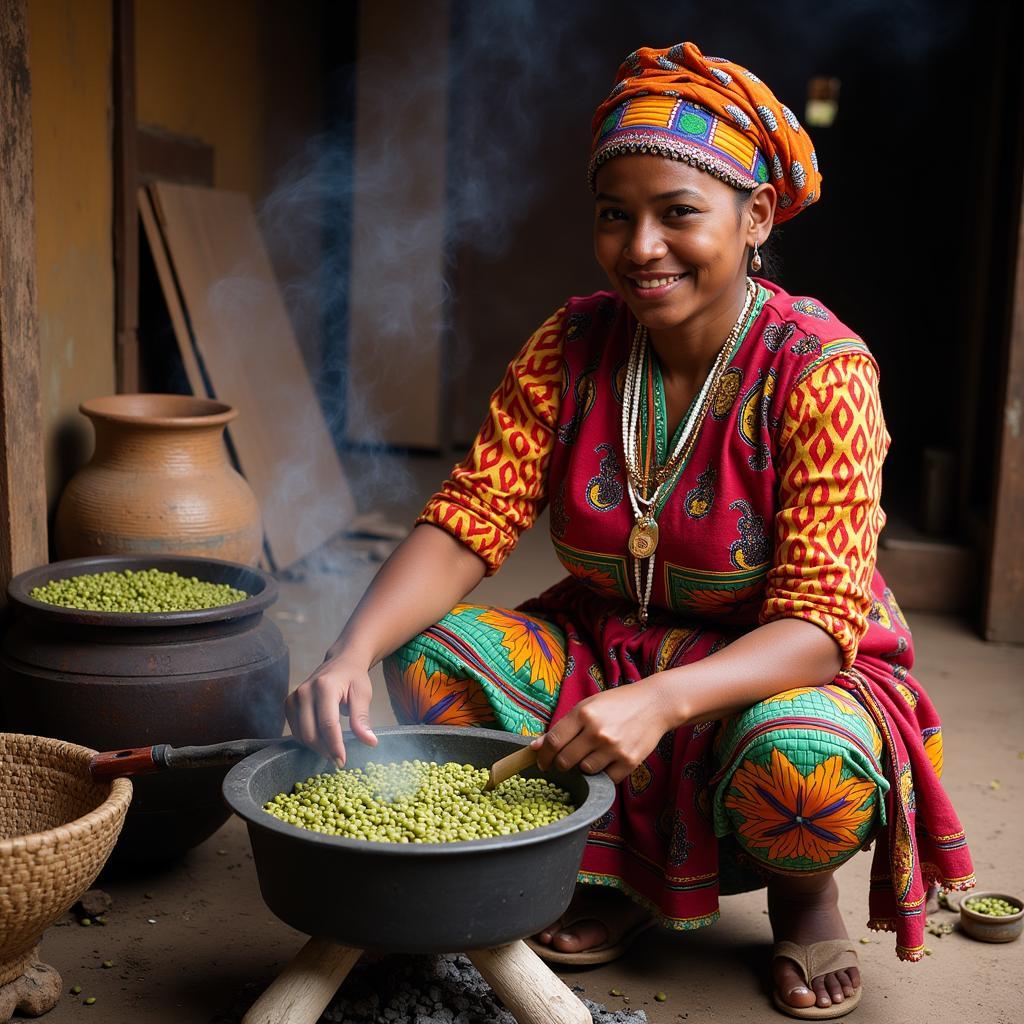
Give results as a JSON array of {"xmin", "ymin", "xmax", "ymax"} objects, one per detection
[
  {"xmin": 772, "ymin": 939, "xmax": 863, "ymax": 1020},
  {"xmin": 524, "ymin": 916, "xmax": 655, "ymax": 966}
]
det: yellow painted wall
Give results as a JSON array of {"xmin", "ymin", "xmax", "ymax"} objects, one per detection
[
  {"xmin": 27, "ymin": 0, "xmax": 115, "ymax": 514},
  {"xmin": 135, "ymin": 0, "xmax": 265, "ymax": 199},
  {"xmin": 27, "ymin": 0, "xmax": 326, "ymax": 517},
  {"xmin": 135, "ymin": 0, "xmax": 327, "ymax": 369}
]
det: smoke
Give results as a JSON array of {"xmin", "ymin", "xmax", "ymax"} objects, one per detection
[
  {"xmin": 249, "ymin": 1, "xmax": 604, "ymax": 564},
  {"xmin": 239, "ymin": 1, "xmax": 607, "ymax": 695},
  {"xmin": 258, "ymin": 0, "xmax": 605, "ymax": 442},
  {"xmin": 444, "ymin": 1, "xmax": 605, "ymax": 255}
]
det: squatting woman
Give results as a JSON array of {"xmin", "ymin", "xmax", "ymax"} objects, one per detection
[{"xmin": 286, "ymin": 42, "xmax": 973, "ymax": 1020}]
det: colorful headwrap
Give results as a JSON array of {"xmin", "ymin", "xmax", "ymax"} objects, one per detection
[{"xmin": 590, "ymin": 42, "xmax": 821, "ymax": 223}]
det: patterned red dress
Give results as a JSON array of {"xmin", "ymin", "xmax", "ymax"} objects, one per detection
[{"xmin": 408, "ymin": 280, "xmax": 974, "ymax": 960}]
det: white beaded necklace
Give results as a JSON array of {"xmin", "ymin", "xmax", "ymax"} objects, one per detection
[{"xmin": 621, "ymin": 278, "xmax": 758, "ymax": 624}]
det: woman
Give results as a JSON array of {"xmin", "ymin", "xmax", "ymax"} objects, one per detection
[{"xmin": 286, "ymin": 42, "xmax": 974, "ymax": 1019}]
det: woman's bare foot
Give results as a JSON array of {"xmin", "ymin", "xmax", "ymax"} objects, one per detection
[
  {"xmin": 768, "ymin": 871, "xmax": 861, "ymax": 1011},
  {"xmin": 533, "ymin": 885, "xmax": 651, "ymax": 955}
]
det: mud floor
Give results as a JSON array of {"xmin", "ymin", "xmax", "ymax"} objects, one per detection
[{"xmin": 25, "ymin": 456, "xmax": 1024, "ymax": 1024}]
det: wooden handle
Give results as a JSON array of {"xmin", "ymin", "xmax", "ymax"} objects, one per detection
[
  {"xmin": 88, "ymin": 746, "xmax": 165, "ymax": 780},
  {"xmin": 485, "ymin": 745, "xmax": 538, "ymax": 791},
  {"xmin": 242, "ymin": 937, "xmax": 362, "ymax": 1024},
  {"xmin": 468, "ymin": 941, "xmax": 590, "ymax": 1024}
]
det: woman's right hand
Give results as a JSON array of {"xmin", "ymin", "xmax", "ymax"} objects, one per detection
[
  {"xmin": 281, "ymin": 524, "xmax": 486, "ymax": 765},
  {"xmin": 284, "ymin": 651, "xmax": 378, "ymax": 766}
]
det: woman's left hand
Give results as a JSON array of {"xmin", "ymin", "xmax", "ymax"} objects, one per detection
[{"xmin": 530, "ymin": 679, "xmax": 676, "ymax": 784}]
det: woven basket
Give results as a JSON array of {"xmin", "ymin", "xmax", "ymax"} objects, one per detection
[{"xmin": 0, "ymin": 734, "xmax": 132, "ymax": 986}]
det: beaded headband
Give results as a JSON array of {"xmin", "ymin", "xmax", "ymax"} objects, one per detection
[{"xmin": 589, "ymin": 96, "xmax": 771, "ymax": 193}]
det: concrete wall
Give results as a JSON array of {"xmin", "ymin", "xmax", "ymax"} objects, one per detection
[{"xmin": 28, "ymin": 0, "xmax": 115, "ymax": 515}]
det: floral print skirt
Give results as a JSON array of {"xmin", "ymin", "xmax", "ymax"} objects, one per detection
[{"xmin": 383, "ymin": 591, "xmax": 888, "ymax": 930}]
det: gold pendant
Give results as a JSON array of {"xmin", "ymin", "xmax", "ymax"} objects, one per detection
[{"xmin": 628, "ymin": 518, "xmax": 659, "ymax": 559}]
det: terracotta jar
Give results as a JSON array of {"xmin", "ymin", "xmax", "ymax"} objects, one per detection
[{"xmin": 55, "ymin": 394, "xmax": 262, "ymax": 566}]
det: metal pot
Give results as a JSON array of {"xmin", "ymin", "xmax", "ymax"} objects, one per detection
[
  {"xmin": 1, "ymin": 555, "xmax": 288, "ymax": 863},
  {"xmin": 223, "ymin": 726, "xmax": 615, "ymax": 953}
]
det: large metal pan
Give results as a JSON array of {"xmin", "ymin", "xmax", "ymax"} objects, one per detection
[{"xmin": 222, "ymin": 725, "xmax": 615, "ymax": 954}]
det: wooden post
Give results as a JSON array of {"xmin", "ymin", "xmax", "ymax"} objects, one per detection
[
  {"xmin": 345, "ymin": 0, "xmax": 451, "ymax": 451},
  {"xmin": 113, "ymin": 0, "xmax": 139, "ymax": 393},
  {"xmin": 984, "ymin": 181, "xmax": 1024, "ymax": 642},
  {"xmin": 0, "ymin": 0, "xmax": 48, "ymax": 602}
]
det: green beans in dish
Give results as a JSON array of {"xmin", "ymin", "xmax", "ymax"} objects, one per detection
[
  {"xmin": 29, "ymin": 568, "xmax": 247, "ymax": 613},
  {"xmin": 963, "ymin": 896, "xmax": 1021, "ymax": 917},
  {"xmin": 263, "ymin": 759, "xmax": 575, "ymax": 842}
]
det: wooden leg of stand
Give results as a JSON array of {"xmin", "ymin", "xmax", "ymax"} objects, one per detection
[
  {"xmin": 242, "ymin": 938, "xmax": 362, "ymax": 1024},
  {"xmin": 468, "ymin": 940, "xmax": 591, "ymax": 1024}
]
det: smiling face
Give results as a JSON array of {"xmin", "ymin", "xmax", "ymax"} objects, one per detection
[{"xmin": 593, "ymin": 155, "xmax": 774, "ymax": 342}]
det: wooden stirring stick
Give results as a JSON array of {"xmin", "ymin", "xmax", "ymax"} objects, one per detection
[{"xmin": 484, "ymin": 745, "xmax": 538, "ymax": 791}]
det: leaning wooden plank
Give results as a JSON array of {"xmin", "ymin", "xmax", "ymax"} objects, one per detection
[
  {"xmin": 142, "ymin": 186, "xmax": 273, "ymax": 574},
  {"xmin": 138, "ymin": 186, "xmax": 207, "ymax": 397},
  {"xmin": 149, "ymin": 182, "xmax": 355, "ymax": 569}
]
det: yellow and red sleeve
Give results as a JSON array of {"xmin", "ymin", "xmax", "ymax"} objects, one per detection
[
  {"xmin": 417, "ymin": 308, "xmax": 566, "ymax": 574},
  {"xmin": 760, "ymin": 353, "xmax": 890, "ymax": 668}
]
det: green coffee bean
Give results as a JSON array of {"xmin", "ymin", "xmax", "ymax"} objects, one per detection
[
  {"xmin": 964, "ymin": 896, "xmax": 1021, "ymax": 917},
  {"xmin": 263, "ymin": 759, "xmax": 574, "ymax": 843},
  {"xmin": 30, "ymin": 568, "xmax": 247, "ymax": 613}
]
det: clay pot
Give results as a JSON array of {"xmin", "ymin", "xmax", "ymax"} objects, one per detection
[
  {"xmin": 1, "ymin": 555, "xmax": 289, "ymax": 864},
  {"xmin": 55, "ymin": 394, "xmax": 263, "ymax": 566}
]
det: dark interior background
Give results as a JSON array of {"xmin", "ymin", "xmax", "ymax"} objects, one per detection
[{"xmin": 435, "ymin": 0, "xmax": 1022, "ymax": 550}]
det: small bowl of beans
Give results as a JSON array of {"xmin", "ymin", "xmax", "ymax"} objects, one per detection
[{"xmin": 959, "ymin": 891, "xmax": 1024, "ymax": 943}]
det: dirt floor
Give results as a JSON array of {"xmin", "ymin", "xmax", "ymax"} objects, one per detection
[{"xmin": 26, "ymin": 455, "xmax": 1024, "ymax": 1024}]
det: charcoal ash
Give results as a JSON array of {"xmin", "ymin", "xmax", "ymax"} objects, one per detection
[{"xmin": 318, "ymin": 953, "xmax": 648, "ymax": 1024}]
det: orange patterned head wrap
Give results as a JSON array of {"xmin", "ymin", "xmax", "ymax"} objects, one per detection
[{"xmin": 590, "ymin": 42, "xmax": 821, "ymax": 223}]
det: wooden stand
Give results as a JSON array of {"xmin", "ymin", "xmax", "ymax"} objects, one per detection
[{"xmin": 242, "ymin": 936, "xmax": 590, "ymax": 1024}]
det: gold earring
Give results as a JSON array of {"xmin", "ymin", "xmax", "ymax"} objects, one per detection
[{"xmin": 750, "ymin": 242, "xmax": 762, "ymax": 273}]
